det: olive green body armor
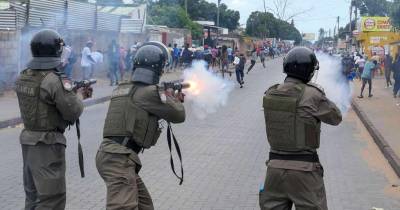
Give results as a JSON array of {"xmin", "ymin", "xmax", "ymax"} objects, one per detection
[
  {"xmin": 263, "ymin": 84, "xmax": 321, "ymax": 151},
  {"xmin": 15, "ymin": 69, "xmax": 67, "ymax": 131},
  {"xmin": 103, "ymin": 83, "xmax": 161, "ymax": 149}
]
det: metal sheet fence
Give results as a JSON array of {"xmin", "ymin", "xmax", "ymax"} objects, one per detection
[
  {"xmin": 97, "ymin": 12, "xmax": 120, "ymax": 31},
  {"xmin": 67, "ymin": 0, "xmax": 96, "ymax": 30},
  {"xmin": 0, "ymin": 10, "xmax": 16, "ymax": 31},
  {"xmin": 1, "ymin": 0, "xmax": 145, "ymax": 32}
]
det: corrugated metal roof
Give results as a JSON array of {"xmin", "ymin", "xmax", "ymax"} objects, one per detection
[
  {"xmin": 67, "ymin": 1, "xmax": 96, "ymax": 30},
  {"xmin": 0, "ymin": 10, "xmax": 16, "ymax": 30},
  {"xmin": 120, "ymin": 18, "xmax": 144, "ymax": 33},
  {"xmin": 10, "ymin": 3, "xmax": 27, "ymax": 29},
  {"xmin": 30, "ymin": 0, "xmax": 66, "ymax": 13},
  {"xmin": 97, "ymin": 12, "xmax": 120, "ymax": 31},
  {"xmin": 28, "ymin": 8, "xmax": 58, "ymax": 28}
]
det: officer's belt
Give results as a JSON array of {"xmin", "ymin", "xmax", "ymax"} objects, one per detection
[
  {"xmin": 110, "ymin": 136, "xmax": 142, "ymax": 153},
  {"xmin": 269, "ymin": 152, "xmax": 319, "ymax": 163}
]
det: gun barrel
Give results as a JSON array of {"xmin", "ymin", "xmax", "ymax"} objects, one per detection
[{"xmin": 180, "ymin": 83, "xmax": 190, "ymax": 89}]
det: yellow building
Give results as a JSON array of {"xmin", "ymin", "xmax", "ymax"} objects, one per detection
[{"xmin": 356, "ymin": 17, "xmax": 400, "ymax": 58}]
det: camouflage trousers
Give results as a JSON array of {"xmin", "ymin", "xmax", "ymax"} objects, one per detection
[
  {"xmin": 22, "ymin": 143, "xmax": 66, "ymax": 210},
  {"xmin": 259, "ymin": 166, "xmax": 328, "ymax": 210},
  {"xmin": 96, "ymin": 151, "xmax": 154, "ymax": 210}
]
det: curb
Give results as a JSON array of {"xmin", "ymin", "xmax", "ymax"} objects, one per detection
[
  {"xmin": 0, "ymin": 96, "xmax": 111, "ymax": 130},
  {"xmin": 352, "ymin": 99, "xmax": 400, "ymax": 177}
]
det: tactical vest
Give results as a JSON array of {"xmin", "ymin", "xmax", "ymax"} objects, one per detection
[
  {"xmin": 103, "ymin": 82, "xmax": 161, "ymax": 149},
  {"xmin": 15, "ymin": 69, "xmax": 64, "ymax": 131},
  {"xmin": 263, "ymin": 84, "xmax": 321, "ymax": 151}
]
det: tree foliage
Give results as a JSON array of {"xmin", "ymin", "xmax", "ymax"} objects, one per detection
[
  {"xmin": 353, "ymin": 0, "xmax": 390, "ymax": 16},
  {"xmin": 156, "ymin": 0, "xmax": 240, "ymax": 31},
  {"xmin": 391, "ymin": 0, "xmax": 400, "ymax": 29},
  {"xmin": 147, "ymin": 3, "xmax": 202, "ymax": 39},
  {"xmin": 245, "ymin": 11, "xmax": 302, "ymax": 44}
]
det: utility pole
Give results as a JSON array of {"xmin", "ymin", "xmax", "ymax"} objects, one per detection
[
  {"xmin": 348, "ymin": 0, "xmax": 354, "ymax": 51},
  {"xmin": 263, "ymin": 0, "xmax": 267, "ymax": 13},
  {"xmin": 217, "ymin": 0, "xmax": 221, "ymax": 27},
  {"xmin": 185, "ymin": 0, "xmax": 188, "ymax": 16}
]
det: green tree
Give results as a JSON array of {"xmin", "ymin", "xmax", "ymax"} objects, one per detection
[
  {"xmin": 353, "ymin": 0, "xmax": 390, "ymax": 16},
  {"xmin": 147, "ymin": 4, "xmax": 202, "ymax": 39},
  {"xmin": 156, "ymin": 0, "xmax": 240, "ymax": 31},
  {"xmin": 391, "ymin": 0, "xmax": 400, "ymax": 29},
  {"xmin": 245, "ymin": 11, "xmax": 302, "ymax": 44}
]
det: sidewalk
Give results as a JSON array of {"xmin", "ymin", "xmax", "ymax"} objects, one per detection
[
  {"xmin": 0, "ymin": 71, "xmax": 182, "ymax": 129},
  {"xmin": 352, "ymin": 76, "xmax": 400, "ymax": 176}
]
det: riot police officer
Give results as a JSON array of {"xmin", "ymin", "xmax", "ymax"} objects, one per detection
[
  {"xmin": 96, "ymin": 42, "xmax": 186, "ymax": 210},
  {"xmin": 260, "ymin": 47, "xmax": 342, "ymax": 210},
  {"xmin": 15, "ymin": 29, "xmax": 84, "ymax": 209}
]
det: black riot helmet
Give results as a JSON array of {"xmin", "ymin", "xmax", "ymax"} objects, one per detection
[
  {"xmin": 132, "ymin": 41, "xmax": 170, "ymax": 85},
  {"xmin": 283, "ymin": 47, "xmax": 319, "ymax": 83},
  {"xmin": 27, "ymin": 29, "xmax": 64, "ymax": 70},
  {"xmin": 30, "ymin": 29, "xmax": 64, "ymax": 58}
]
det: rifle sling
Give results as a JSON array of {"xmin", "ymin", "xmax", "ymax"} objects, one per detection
[
  {"xmin": 76, "ymin": 119, "xmax": 85, "ymax": 178},
  {"xmin": 167, "ymin": 122, "xmax": 184, "ymax": 185}
]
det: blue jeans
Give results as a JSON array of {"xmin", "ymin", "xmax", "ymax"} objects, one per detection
[
  {"xmin": 110, "ymin": 62, "xmax": 120, "ymax": 84},
  {"xmin": 64, "ymin": 64, "xmax": 73, "ymax": 79},
  {"xmin": 394, "ymin": 74, "xmax": 400, "ymax": 95},
  {"xmin": 82, "ymin": 66, "xmax": 92, "ymax": 80},
  {"xmin": 235, "ymin": 67, "xmax": 244, "ymax": 84}
]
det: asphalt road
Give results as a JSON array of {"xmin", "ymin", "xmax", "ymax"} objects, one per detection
[{"xmin": 0, "ymin": 57, "xmax": 399, "ymax": 210}]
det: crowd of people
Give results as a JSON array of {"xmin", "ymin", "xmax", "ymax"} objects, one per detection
[
  {"xmin": 341, "ymin": 51, "xmax": 400, "ymax": 100},
  {"xmin": 60, "ymin": 38, "xmax": 288, "ymax": 89}
]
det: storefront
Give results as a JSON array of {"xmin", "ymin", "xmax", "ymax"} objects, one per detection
[{"xmin": 356, "ymin": 16, "xmax": 400, "ymax": 58}]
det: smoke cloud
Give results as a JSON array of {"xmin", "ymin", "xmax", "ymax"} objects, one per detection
[
  {"xmin": 314, "ymin": 53, "xmax": 353, "ymax": 115},
  {"xmin": 183, "ymin": 61, "xmax": 234, "ymax": 119}
]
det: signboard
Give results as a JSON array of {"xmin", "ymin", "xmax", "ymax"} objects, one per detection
[
  {"xmin": 370, "ymin": 36, "xmax": 388, "ymax": 44},
  {"xmin": 302, "ymin": 33, "xmax": 316, "ymax": 41},
  {"xmin": 361, "ymin": 17, "xmax": 391, "ymax": 32}
]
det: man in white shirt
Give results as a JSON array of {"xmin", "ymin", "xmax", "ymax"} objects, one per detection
[{"xmin": 81, "ymin": 41, "xmax": 95, "ymax": 80}]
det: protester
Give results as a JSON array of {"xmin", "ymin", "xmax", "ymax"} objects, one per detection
[
  {"xmin": 107, "ymin": 40, "xmax": 120, "ymax": 86},
  {"xmin": 233, "ymin": 52, "xmax": 246, "ymax": 88},
  {"xmin": 81, "ymin": 41, "xmax": 95, "ymax": 80},
  {"xmin": 203, "ymin": 45, "xmax": 212, "ymax": 69},
  {"xmin": 227, "ymin": 46, "xmax": 233, "ymax": 64},
  {"xmin": 171, "ymin": 43, "xmax": 180, "ymax": 70},
  {"xmin": 247, "ymin": 49, "xmax": 257, "ymax": 74},
  {"xmin": 211, "ymin": 46, "xmax": 218, "ymax": 68},
  {"xmin": 355, "ymin": 55, "xmax": 365, "ymax": 80},
  {"xmin": 358, "ymin": 59, "xmax": 377, "ymax": 98},
  {"xmin": 119, "ymin": 46, "xmax": 127, "ymax": 80},
  {"xmin": 394, "ymin": 54, "xmax": 400, "ymax": 98},
  {"xmin": 181, "ymin": 43, "xmax": 193, "ymax": 69},
  {"xmin": 61, "ymin": 40, "xmax": 75, "ymax": 79},
  {"xmin": 125, "ymin": 44, "xmax": 137, "ymax": 73},
  {"xmin": 384, "ymin": 54, "xmax": 393, "ymax": 88},
  {"xmin": 221, "ymin": 45, "xmax": 229, "ymax": 76},
  {"xmin": 371, "ymin": 52, "xmax": 383, "ymax": 76},
  {"xmin": 269, "ymin": 46, "xmax": 275, "ymax": 59},
  {"xmin": 260, "ymin": 48, "xmax": 266, "ymax": 69}
]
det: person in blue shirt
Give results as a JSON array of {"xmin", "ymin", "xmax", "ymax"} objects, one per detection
[
  {"xmin": 172, "ymin": 43, "xmax": 180, "ymax": 70},
  {"xmin": 358, "ymin": 59, "xmax": 377, "ymax": 98}
]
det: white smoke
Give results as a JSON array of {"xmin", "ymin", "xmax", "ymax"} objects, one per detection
[
  {"xmin": 314, "ymin": 53, "xmax": 353, "ymax": 115},
  {"xmin": 183, "ymin": 61, "xmax": 234, "ymax": 119}
]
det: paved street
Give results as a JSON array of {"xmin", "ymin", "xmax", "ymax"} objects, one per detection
[{"xmin": 0, "ymin": 58, "xmax": 399, "ymax": 210}]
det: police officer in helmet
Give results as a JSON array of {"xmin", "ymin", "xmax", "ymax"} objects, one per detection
[
  {"xmin": 260, "ymin": 47, "xmax": 342, "ymax": 210},
  {"xmin": 96, "ymin": 41, "xmax": 186, "ymax": 210},
  {"xmin": 15, "ymin": 29, "xmax": 84, "ymax": 209}
]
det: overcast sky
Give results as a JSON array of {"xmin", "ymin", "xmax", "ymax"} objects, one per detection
[{"xmin": 206, "ymin": 0, "xmax": 352, "ymax": 37}]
